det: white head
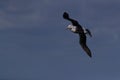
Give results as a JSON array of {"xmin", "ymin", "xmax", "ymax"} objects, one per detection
[{"xmin": 67, "ymin": 24, "xmax": 77, "ymax": 32}]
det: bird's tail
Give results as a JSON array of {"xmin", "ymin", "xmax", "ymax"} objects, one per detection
[{"xmin": 86, "ymin": 29, "xmax": 92, "ymax": 37}]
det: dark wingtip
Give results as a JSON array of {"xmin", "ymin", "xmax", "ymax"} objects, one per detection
[
  {"xmin": 63, "ymin": 12, "xmax": 69, "ymax": 19},
  {"xmin": 89, "ymin": 54, "xmax": 92, "ymax": 58},
  {"xmin": 87, "ymin": 51, "xmax": 92, "ymax": 58},
  {"xmin": 80, "ymin": 43, "xmax": 92, "ymax": 58}
]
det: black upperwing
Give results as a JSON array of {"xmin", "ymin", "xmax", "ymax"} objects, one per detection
[
  {"xmin": 79, "ymin": 33, "xmax": 92, "ymax": 57},
  {"xmin": 63, "ymin": 12, "xmax": 83, "ymax": 32},
  {"xmin": 63, "ymin": 12, "xmax": 79, "ymax": 25}
]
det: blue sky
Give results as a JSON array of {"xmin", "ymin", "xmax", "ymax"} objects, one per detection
[{"xmin": 0, "ymin": 0, "xmax": 120, "ymax": 80}]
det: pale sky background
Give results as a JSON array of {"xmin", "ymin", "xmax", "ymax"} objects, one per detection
[{"xmin": 0, "ymin": 0, "xmax": 120, "ymax": 80}]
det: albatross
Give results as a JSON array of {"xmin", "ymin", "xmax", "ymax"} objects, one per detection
[{"xmin": 63, "ymin": 12, "xmax": 92, "ymax": 57}]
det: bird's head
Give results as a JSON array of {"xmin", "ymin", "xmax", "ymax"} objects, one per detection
[
  {"xmin": 67, "ymin": 25, "xmax": 73, "ymax": 30},
  {"xmin": 66, "ymin": 25, "xmax": 76, "ymax": 32}
]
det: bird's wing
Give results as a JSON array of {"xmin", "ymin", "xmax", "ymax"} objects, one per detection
[
  {"xmin": 79, "ymin": 34, "xmax": 92, "ymax": 57},
  {"xmin": 63, "ymin": 12, "xmax": 80, "ymax": 27}
]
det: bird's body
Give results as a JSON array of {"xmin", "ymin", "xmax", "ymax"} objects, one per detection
[
  {"xmin": 63, "ymin": 12, "xmax": 92, "ymax": 57},
  {"xmin": 67, "ymin": 24, "xmax": 92, "ymax": 37},
  {"xmin": 67, "ymin": 25, "xmax": 77, "ymax": 33}
]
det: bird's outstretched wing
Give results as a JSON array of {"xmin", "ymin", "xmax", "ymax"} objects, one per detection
[
  {"xmin": 63, "ymin": 12, "xmax": 83, "ymax": 32},
  {"xmin": 79, "ymin": 34, "xmax": 92, "ymax": 57}
]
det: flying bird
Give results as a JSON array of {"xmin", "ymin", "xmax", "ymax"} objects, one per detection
[{"xmin": 63, "ymin": 12, "xmax": 92, "ymax": 57}]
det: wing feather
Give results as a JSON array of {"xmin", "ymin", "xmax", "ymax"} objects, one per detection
[{"xmin": 79, "ymin": 34, "xmax": 92, "ymax": 57}]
